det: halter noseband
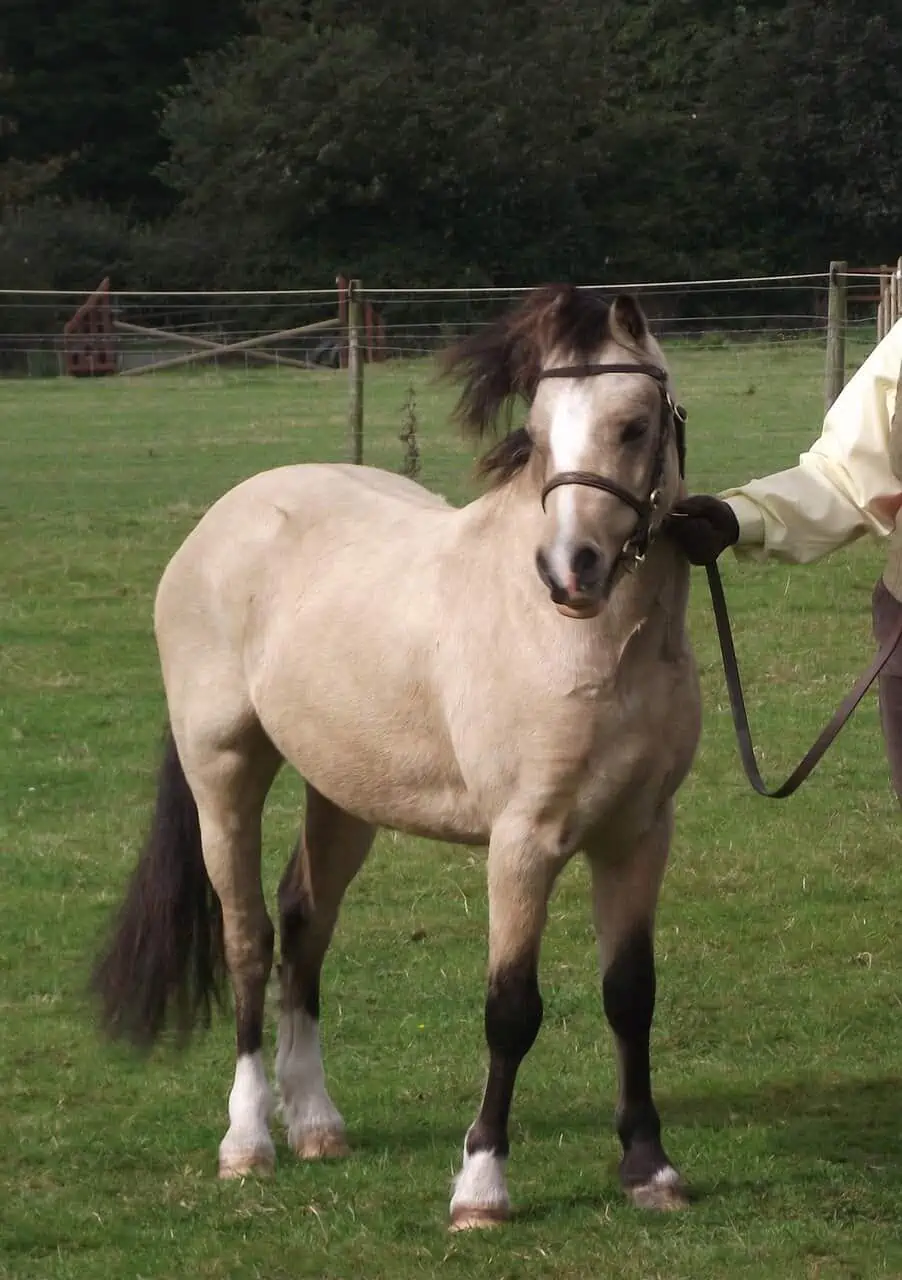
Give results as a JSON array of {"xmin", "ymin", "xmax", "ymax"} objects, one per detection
[{"xmin": 536, "ymin": 361, "xmax": 686, "ymax": 570}]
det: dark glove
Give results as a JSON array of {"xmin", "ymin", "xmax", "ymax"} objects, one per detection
[{"xmin": 663, "ymin": 495, "xmax": 740, "ymax": 565}]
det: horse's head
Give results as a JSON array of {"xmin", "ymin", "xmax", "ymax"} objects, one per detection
[{"xmin": 442, "ymin": 285, "xmax": 686, "ymax": 619}]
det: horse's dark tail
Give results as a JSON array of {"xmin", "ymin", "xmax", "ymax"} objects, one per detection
[{"xmin": 90, "ymin": 725, "xmax": 227, "ymax": 1050}]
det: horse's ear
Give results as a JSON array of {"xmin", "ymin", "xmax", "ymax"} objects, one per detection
[{"xmin": 610, "ymin": 294, "xmax": 648, "ymax": 344}]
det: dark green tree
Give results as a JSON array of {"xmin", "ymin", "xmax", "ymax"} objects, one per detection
[
  {"xmin": 4, "ymin": 0, "xmax": 900, "ymax": 291},
  {"xmin": 159, "ymin": 0, "xmax": 646, "ymax": 283},
  {"xmin": 704, "ymin": 0, "xmax": 902, "ymax": 269},
  {"xmin": 0, "ymin": 0, "xmax": 250, "ymax": 215}
]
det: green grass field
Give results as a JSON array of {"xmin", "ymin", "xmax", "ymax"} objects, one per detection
[{"xmin": 2, "ymin": 336, "xmax": 901, "ymax": 1280}]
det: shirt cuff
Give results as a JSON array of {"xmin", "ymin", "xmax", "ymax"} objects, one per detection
[{"xmin": 721, "ymin": 494, "xmax": 766, "ymax": 549}]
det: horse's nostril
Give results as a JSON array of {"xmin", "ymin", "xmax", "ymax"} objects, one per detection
[
  {"xmin": 571, "ymin": 544, "xmax": 602, "ymax": 588},
  {"xmin": 535, "ymin": 548, "xmax": 554, "ymax": 589}
]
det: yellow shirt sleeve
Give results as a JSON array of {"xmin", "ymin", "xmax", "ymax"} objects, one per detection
[{"xmin": 719, "ymin": 320, "xmax": 902, "ymax": 564}]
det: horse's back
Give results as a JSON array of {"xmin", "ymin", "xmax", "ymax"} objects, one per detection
[
  {"xmin": 161, "ymin": 463, "xmax": 450, "ymax": 590},
  {"xmin": 153, "ymin": 462, "xmax": 456, "ymax": 740},
  {"xmin": 216, "ymin": 462, "xmax": 451, "ymax": 520},
  {"xmin": 325, "ymin": 463, "xmax": 452, "ymax": 510}
]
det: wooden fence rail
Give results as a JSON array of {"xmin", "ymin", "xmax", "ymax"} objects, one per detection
[
  {"xmin": 63, "ymin": 273, "xmax": 378, "ymax": 464},
  {"xmin": 115, "ymin": 315, "xmax": 339, "ymax": 376}
]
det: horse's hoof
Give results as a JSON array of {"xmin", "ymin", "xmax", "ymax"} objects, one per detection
[
  {"xmin": 449, "ymin": 1205, "xmax": 510, "ymax": 1232},
  {"xmin": 627, "ymin": 1174, "xmax": 690, "ymax": 1212},
  {"xmin": 292, "ymin": 1128, "xmax": 350, "ymax": 1160},
  {"xmin": 218, "ymin": 1150, "xmax": 275, "ymax": 1180}
]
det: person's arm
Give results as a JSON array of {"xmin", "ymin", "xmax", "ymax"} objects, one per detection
[{"xmin": 720, "ymin": 321, "xmax": 902, "ymax": 564}]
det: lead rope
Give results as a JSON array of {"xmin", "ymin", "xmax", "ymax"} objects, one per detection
[{"xmin": 706, "ymin": 560, "xmax": 902, "ymax": 798}]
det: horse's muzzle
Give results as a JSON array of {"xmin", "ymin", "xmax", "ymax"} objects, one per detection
[{"xmin": 535, "ymin": 547, "xmax": 604, "ymax": 619}]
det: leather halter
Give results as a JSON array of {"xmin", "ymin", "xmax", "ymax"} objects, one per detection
[{"xmin": 536, "ymin": 361, "xmax": 686, "ymax": 570}]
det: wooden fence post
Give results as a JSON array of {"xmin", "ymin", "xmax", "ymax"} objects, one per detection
[
  {"xmin": 348, "ymin": 279, "xmax": 364, "ymax": 464},
  {"xmin": 337, "ymin": 275, "xmax": 349, "ymax": 369},
  {"xmin": 878, "ymin": 264, "xmax": 897, "ymax": 342},
  {"xmin": 824, "ymin": 260, "xmax": 847, "ymax": 409}
]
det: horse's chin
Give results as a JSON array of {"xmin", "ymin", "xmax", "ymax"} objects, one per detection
[{"xmin": 554, "ymin": 599, "xmax": 601, "ymax": 620}]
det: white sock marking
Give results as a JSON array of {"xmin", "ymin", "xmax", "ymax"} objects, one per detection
[
  {"xmin": 218, "ymin": 1051, "xmax": 275, "ymax": 1168},
  {"xmin": 450, "ymin": 1147, "xmax": 510, "ymax": 1214},
  {"xmin": 276, "ymin": 1010, "xmax": 345, "ymax": 1143}
]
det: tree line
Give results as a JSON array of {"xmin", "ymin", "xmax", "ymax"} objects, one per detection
[{"xmin": 1, "ymin": 0, "xmax": 900, "ymax": 301}]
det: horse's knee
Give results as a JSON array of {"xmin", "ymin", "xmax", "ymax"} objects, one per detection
[
  {"xmin": 602, "ymin": 928, "xmax": 655, "ymax": 1040},
  {"xmin": 484, "ymin": 960, "xmax": 543, "ymax": 1061}
]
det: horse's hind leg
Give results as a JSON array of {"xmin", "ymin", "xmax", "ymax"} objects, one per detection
[
  {"xmin": 588, "ymin": 805, "xmax": 688, "ymax": 1211},
  {"xmin": 276, "ymin": 784, "xmax": 374, "ymax": 1159},
  {"xmin": 176, "ymin": 720, "xmax": 282, "ymax": 1180}
]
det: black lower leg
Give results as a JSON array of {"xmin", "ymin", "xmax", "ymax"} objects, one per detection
[
  {"xmin": 235, "ymin": 916, "xmax": 274, "ymax": 1057},
  {"xmin": 466, "ymin": 960, "xmax": 543, "ymax": 1159},
  {"xmin": 602, "ymin": 928, "xmax": 671, "ymax": 1186},
  {"xmin": 277, "ymin": 845, "xmax": 321, "ymax": 1021}
]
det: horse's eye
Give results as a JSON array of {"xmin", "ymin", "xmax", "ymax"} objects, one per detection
[{"xmin": 621, "ymin": 417, "xmax": 649, "ymax": 444}]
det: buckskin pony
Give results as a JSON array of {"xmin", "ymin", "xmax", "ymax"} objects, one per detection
[{"xmin": 92, "ymin": 285, "xmax": 700, "ymax": 1229}]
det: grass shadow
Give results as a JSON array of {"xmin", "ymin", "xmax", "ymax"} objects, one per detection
[
  {"xmin": 662, "ymin": 1073, "xmax": 902, "ymax": 1170},
  {"xmin": 349, "ymin": 1073, "xmax": 902, "ymax": 1174}
]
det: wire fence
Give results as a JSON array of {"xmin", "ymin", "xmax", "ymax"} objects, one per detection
[
  {"xmin": 2, "ymin": 266, "xmax": 897, "ymax": 511},
  {"xmin": 0, "ymin": 267, "xmax": 892, "ymax": 378}
]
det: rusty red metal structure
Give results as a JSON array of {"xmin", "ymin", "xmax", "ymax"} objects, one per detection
[
  {"xmin": 63, "ymin": 276, "xmax": 385, "ymax": 376},
  {"xmin": 63, "ymin": 277, "xmax": 116, "ymax": 376}
]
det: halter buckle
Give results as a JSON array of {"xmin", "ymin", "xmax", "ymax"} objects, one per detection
[{"xmin": 623, "ymin": 546, "xmax": 647, "ymax": 572}]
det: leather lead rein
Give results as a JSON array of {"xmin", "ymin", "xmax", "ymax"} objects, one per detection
[{"xmin": 706, "ymin": 560, "xmax": 902, "ymax": 798}]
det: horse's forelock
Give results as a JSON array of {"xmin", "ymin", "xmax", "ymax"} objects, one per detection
[
  {"xmin": 441, "ymin": 285, "xmax": 647, "ymax": 487},
  {"xmin": 442, "ymin": 287, "xmax": 611, "ymax": 425}
]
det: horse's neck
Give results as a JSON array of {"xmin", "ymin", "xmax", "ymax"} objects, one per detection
[{"xmin": 607, "ymin": 544, "xmax": 691, "ymax": 642}]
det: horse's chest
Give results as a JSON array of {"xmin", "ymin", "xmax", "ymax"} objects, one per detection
[{"xmin": 517, "ymin": 665, "xmax": 699, "ymax": 837}]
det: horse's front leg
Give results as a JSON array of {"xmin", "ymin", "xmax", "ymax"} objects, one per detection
[
  {"xmin": 587, "ymin": 804, "xmax": 688, "ymax": 1210},
  {"xmin": 449, "ymin": 828, "xmax": 563, "ymax": 1231}
]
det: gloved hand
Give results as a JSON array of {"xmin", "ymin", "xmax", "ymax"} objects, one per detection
[{"xmin": 663, "ymin": 495, "xmax": 740, "ymax": 565}]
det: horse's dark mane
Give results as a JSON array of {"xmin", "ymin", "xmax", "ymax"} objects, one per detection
[
  {"xmin": 475, "ymin": 426, "xmax": 535, "ymax": 486},
  {"xmin": 439, "ymin": 284, "xmax": 645, "ymax": 487}
]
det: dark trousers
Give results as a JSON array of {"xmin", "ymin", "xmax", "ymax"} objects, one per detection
[{"xmin": 872, "ymin": 578, "xmax": 902, "ymax": 804}]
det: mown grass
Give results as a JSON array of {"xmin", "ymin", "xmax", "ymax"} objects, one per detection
[{"xmin": 2, "ymin": 335, "xmax": 901, "ymax": 1279}]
